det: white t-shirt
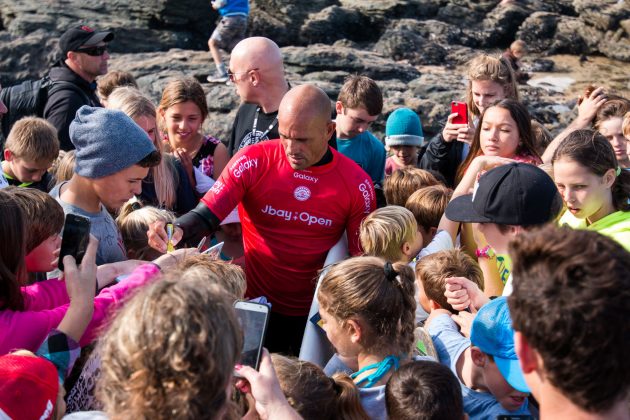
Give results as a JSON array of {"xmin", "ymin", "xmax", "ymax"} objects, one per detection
[{"xmin": 502, "ymin": 273, "xmax": 513, "ymax": 296}]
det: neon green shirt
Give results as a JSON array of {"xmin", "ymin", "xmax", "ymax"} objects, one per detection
[{"xmin": 559, "ymin": 210, "xmax": 630, "ymax": 252}]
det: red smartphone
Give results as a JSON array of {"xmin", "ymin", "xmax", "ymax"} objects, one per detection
[{"xmin": 451, "ymin": 101, "xmax": 468, "ymax": 125}]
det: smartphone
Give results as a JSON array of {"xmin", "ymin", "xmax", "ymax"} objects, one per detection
[
  {"xmin": 202, "ymin": 241, "xmax": 224, "ymax": 256},
  {"xmin": 58, "ymin": 214, "xmax": 91, "ymax": 272},
  {"xmin": 451, "ymin": 101, "xmax": 468, "ymax": 125},
  {"xmin": 234, "ymin": 301, "xmax": 270, "ymax": 370}
]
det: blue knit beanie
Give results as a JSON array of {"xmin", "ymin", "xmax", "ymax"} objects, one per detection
[
  {"xmin": 385, "ymin": 108, "xmax": 424, "ymax": 147},
  {"xmin": 70, "ymin": 106, "xmax": 157, "ymax": 179}
]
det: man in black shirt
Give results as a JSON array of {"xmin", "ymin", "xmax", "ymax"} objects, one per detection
[{"xmin": 44, "ymin": 25, "xmax": 113, "ymax": 151}]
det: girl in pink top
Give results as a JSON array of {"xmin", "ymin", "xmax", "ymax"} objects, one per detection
[{"xmin": 0, "ymin": 190, "xmax": 189, "ymax": 355}]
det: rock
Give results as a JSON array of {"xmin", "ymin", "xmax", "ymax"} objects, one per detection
[
  {"xmin": 573, "ymin": 0, "xmax": 630, "ymax": 32},
  {"xmin": 477, "ymin": 3, "xmax": 531, "ymax": 47},
  {"xmin": 517, "ymin": 12, "xmax": 561, "ymax": 54},
  {"xmin": 527, "ymin": 58, "xmax": 555, "ymax": 72},
  {"xmin": 299, "ymin": 6, "xmax": 380, "ymax": 45},
  {"xmin": 373, "ymin": 26, "xmax": 447, "ymax": 65},
  {"xmin": 281, "ymin": 44, "xmax": 421, "ymax": 82},
  {"xmin": 248, "ymin": 0, "xmax": 338, "ymax": 46},
  {"xmin": 338, "ymin": 0, "xmax": 446, "ymax": 20}
]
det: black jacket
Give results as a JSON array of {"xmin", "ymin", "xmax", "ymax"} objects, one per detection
[
  {"xmin": 419, "ymin": 132, "xmax": 465, "ymax": 188},
  {"xmin": 44, "ymin": 62, "xmax": 101, "ymax": 151}
]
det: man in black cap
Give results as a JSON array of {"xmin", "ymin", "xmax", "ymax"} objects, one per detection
[{"xmin": 44, "ymin": 25, "xmax": 114, "ymax": 151}]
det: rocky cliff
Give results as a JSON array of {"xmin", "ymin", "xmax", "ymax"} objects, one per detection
[{"xmin": 0, "ymin": 0, "xmax": 628, "ymax": 141}]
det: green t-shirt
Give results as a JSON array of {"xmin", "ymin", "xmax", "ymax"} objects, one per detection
[{"xmin": 559, "ymin": 210, "xmax": 630, "ymax": 252}]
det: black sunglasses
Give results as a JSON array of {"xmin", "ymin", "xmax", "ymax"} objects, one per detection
[{"xmin": 75, "ymin": 45, "xmax": 108, "ymax": 56}]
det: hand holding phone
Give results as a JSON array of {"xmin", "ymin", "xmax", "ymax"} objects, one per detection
[
  {"xmin": 58, "ymin": 214, "xmax": 91, "ymax": 272},
  {"xmin": 451, "ymin": 101, "xmax": 469, "ymax": 125},
  {"xmin": 234, "ymin": 301, "xmax": 270, "ymax": 371}
]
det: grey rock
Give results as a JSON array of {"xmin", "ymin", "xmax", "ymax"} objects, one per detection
[
  {"xmin": 281, "ymin": 44, "xmax": 420, "ymax": 82},
  {"xmin": 299, "ymin": 6, "xmax": 380, "ymax": 45}
]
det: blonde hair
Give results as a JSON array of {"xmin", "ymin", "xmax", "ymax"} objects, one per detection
[
  {"xmin": 360, "ymin": 206, "xmax": 418, "ymax": 263},
  {"xmin": 384, "ymin": 168, "xmax": 439, "ymax": 207},
  {"xmin": 173, "ymin": 256, "xmax": 246, "ymax": 300},
  {"xmin": 317, "ymin": 256, "xmax": 417, "ymax": 355},
  {"xmin": 271, "ymin": 354, "xmax": 369, "ymax": 420},
  {"xmin": 51, "ymin": 150, "xmax": 76, "ymax": 184},
  {"xmin": 96, "ymin": 275, "xmax": 241, "ymax": 420},
  {"xmin": 108, "ymin": 87, "xmax": 179, "ymax": 209},
  {"xmin": 405, "ymin": 185, "xmax": 452, "ymax": 231},
  {"xmin": 96, "ymin": 71, "xmax": 138, "ymax": 104},
  {"xmin": 466, "ymin": 54, "xmax": 519, "ymax": 117},
  {"xmin": 116, "ymin": 202, "xmax": 176, "ymax": 261},
  {"xmin": 415, "ymin": 249, "xmax": 484, "ymax": 314},
  {"xmin": 623, "ymin": 112, "xmax": 630, "ymax": 137},
  {"xmin": 5, "ymin": 117, "xmax": 59, "ymax": 163}
]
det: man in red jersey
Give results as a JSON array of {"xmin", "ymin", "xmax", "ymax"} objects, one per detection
[{"xmin": 148, "ymin": 84, "xmax": 376, "ymax": 354}]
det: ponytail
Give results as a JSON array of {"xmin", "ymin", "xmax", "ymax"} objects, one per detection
[
  {"xmin": 391, "ymin": 261, "xmax": 418, "ymax": 355},
  {"xmin": 271, "ymin": 354, "xmax": 369, "ymax": 420},
  {"xmin": 331, "ymin": 373, "xmax": 370, "ymax": 420},
  {"xmin": 318, "ymin": 256, "xmax": 417, "ymax": 355}
]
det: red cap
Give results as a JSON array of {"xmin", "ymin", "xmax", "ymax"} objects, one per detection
[{"xmin": 0, "ymin": 354, "xmax": 59, "ymax": 420}]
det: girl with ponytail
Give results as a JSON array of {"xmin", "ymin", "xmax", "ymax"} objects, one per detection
[
  {"xmin": 270, "ymin": 354, "xmax": 369, "ymax": 420},
  {"xmin": 553, "ymin": 129, "xmax": 630, "ymax": 251},
  {"xmin": 317, "ymin": 256, "xmax": 427, "ymax": 420}
]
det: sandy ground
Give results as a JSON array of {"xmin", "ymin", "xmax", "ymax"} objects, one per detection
[{"xmin": 527, "ymin": 54, "xmax": 630, "ymax": 100}]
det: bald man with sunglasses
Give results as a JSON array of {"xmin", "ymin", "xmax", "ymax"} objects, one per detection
[{"xmin": 44, "ymin": 25, "xmax": 114, "ymax": 151}]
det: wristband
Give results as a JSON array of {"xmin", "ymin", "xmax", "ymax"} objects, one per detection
[{"xmin": 475, "ymin": 245, "xmax": 495, "ymax": 259}]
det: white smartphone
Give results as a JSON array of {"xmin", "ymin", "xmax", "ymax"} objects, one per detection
[
  {"xmin": 202, "ymin": 241, "xmax": 224, "ymax": 256},
  {"xmin": 233, "ymin": 301, "xmax": 270, "ymax": 370}
]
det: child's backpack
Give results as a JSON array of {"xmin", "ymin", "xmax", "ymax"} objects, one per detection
[{"xmin": 0, "ymin": 77, "xmax": 88, "ymax": 139}]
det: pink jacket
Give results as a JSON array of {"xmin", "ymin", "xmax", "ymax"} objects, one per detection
[{"xmin": 0, "ymin": 263, "xmax": 160, "ymax": 355}]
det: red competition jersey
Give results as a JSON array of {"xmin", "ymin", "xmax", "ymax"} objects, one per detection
[{"xmin": 202, "ymin": 140, "xmax": 376, "ymax": 315}]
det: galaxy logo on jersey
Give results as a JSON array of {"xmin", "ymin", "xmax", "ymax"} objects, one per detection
[
  {"xmin": 231, "ymin": 156, "xmax": 258, "ymax": 178},
  {"xmin": 293, "ymin": 172, "xmax": 319, "ymax": 183},
  {"xmin": 261, "ymin": 205, "xmax": 333, "ymax": 227},
  {"xmin": 358, "ymin": 180, "xmax": 374, "ymax": 214},
  {"xmin": 294, "ymin": 186, "xmax": 311, "ymax": 202}
]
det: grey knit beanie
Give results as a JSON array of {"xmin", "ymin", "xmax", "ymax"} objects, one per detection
[{"xmin": 70, "ymin": 106, "xmax": 157, "ymax": 179}]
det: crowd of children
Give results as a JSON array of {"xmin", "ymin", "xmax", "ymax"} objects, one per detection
[{"xmin": 0, "ymin": 35, "xmax": 629, "ymax": 420}]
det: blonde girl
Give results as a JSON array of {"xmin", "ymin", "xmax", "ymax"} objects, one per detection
[
  {"xmin": 317, "ymin": 256, "xmax": 419, "ymax": 420},
  {"xmin": 116, "ymin": 202, "xmax": 176, "ymax": 261},
  {"xmin": 107, "ymin": 87, "xmax": 197, "ymax": 214},
  {"xmin": 421, "ymin": 54, "xmax": 519, "ymax": 186},
  {"xmin": 157, "ymin": 78, "xmax": 229, "ymax": 194}
]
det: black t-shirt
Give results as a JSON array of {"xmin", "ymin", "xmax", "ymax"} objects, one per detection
[
  {"xmin": 227, "ymin": 103, "xmax": 338, "ymax": 157},
  {"xmin": 227, "ymin": 103, "xmax": 279, "ymax": 157}
]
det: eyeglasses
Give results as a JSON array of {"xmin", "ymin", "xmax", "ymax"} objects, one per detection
[
  {"xmin": 227, "ymin": 68, "xmax": 259, "ymax": 82},
  {"xmin": 74, "ymin": 45, "xmax": 108, "ymax": 56}
]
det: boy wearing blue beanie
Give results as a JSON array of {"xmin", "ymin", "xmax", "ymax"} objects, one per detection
[
  {"xmin": 50, "ymin": 106, "xmax": 160, "ymax": 264},
  {"xmin": 385, "ymin": 108, "xmax": 424, "ymax": 176}
]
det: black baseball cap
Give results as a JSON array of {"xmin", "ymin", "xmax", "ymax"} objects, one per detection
[
  {"xmin": 445, "ymin": 163, "xmax": 561, "ymax": 226},
  {"xmin": 59, "ymin": 25, "xmax": 114, "ymax": 56}
]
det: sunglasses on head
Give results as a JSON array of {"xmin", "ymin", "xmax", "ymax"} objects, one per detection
[{"xmin": 74, "ymin": 45, "xmax": 108, "ymax": 56}]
